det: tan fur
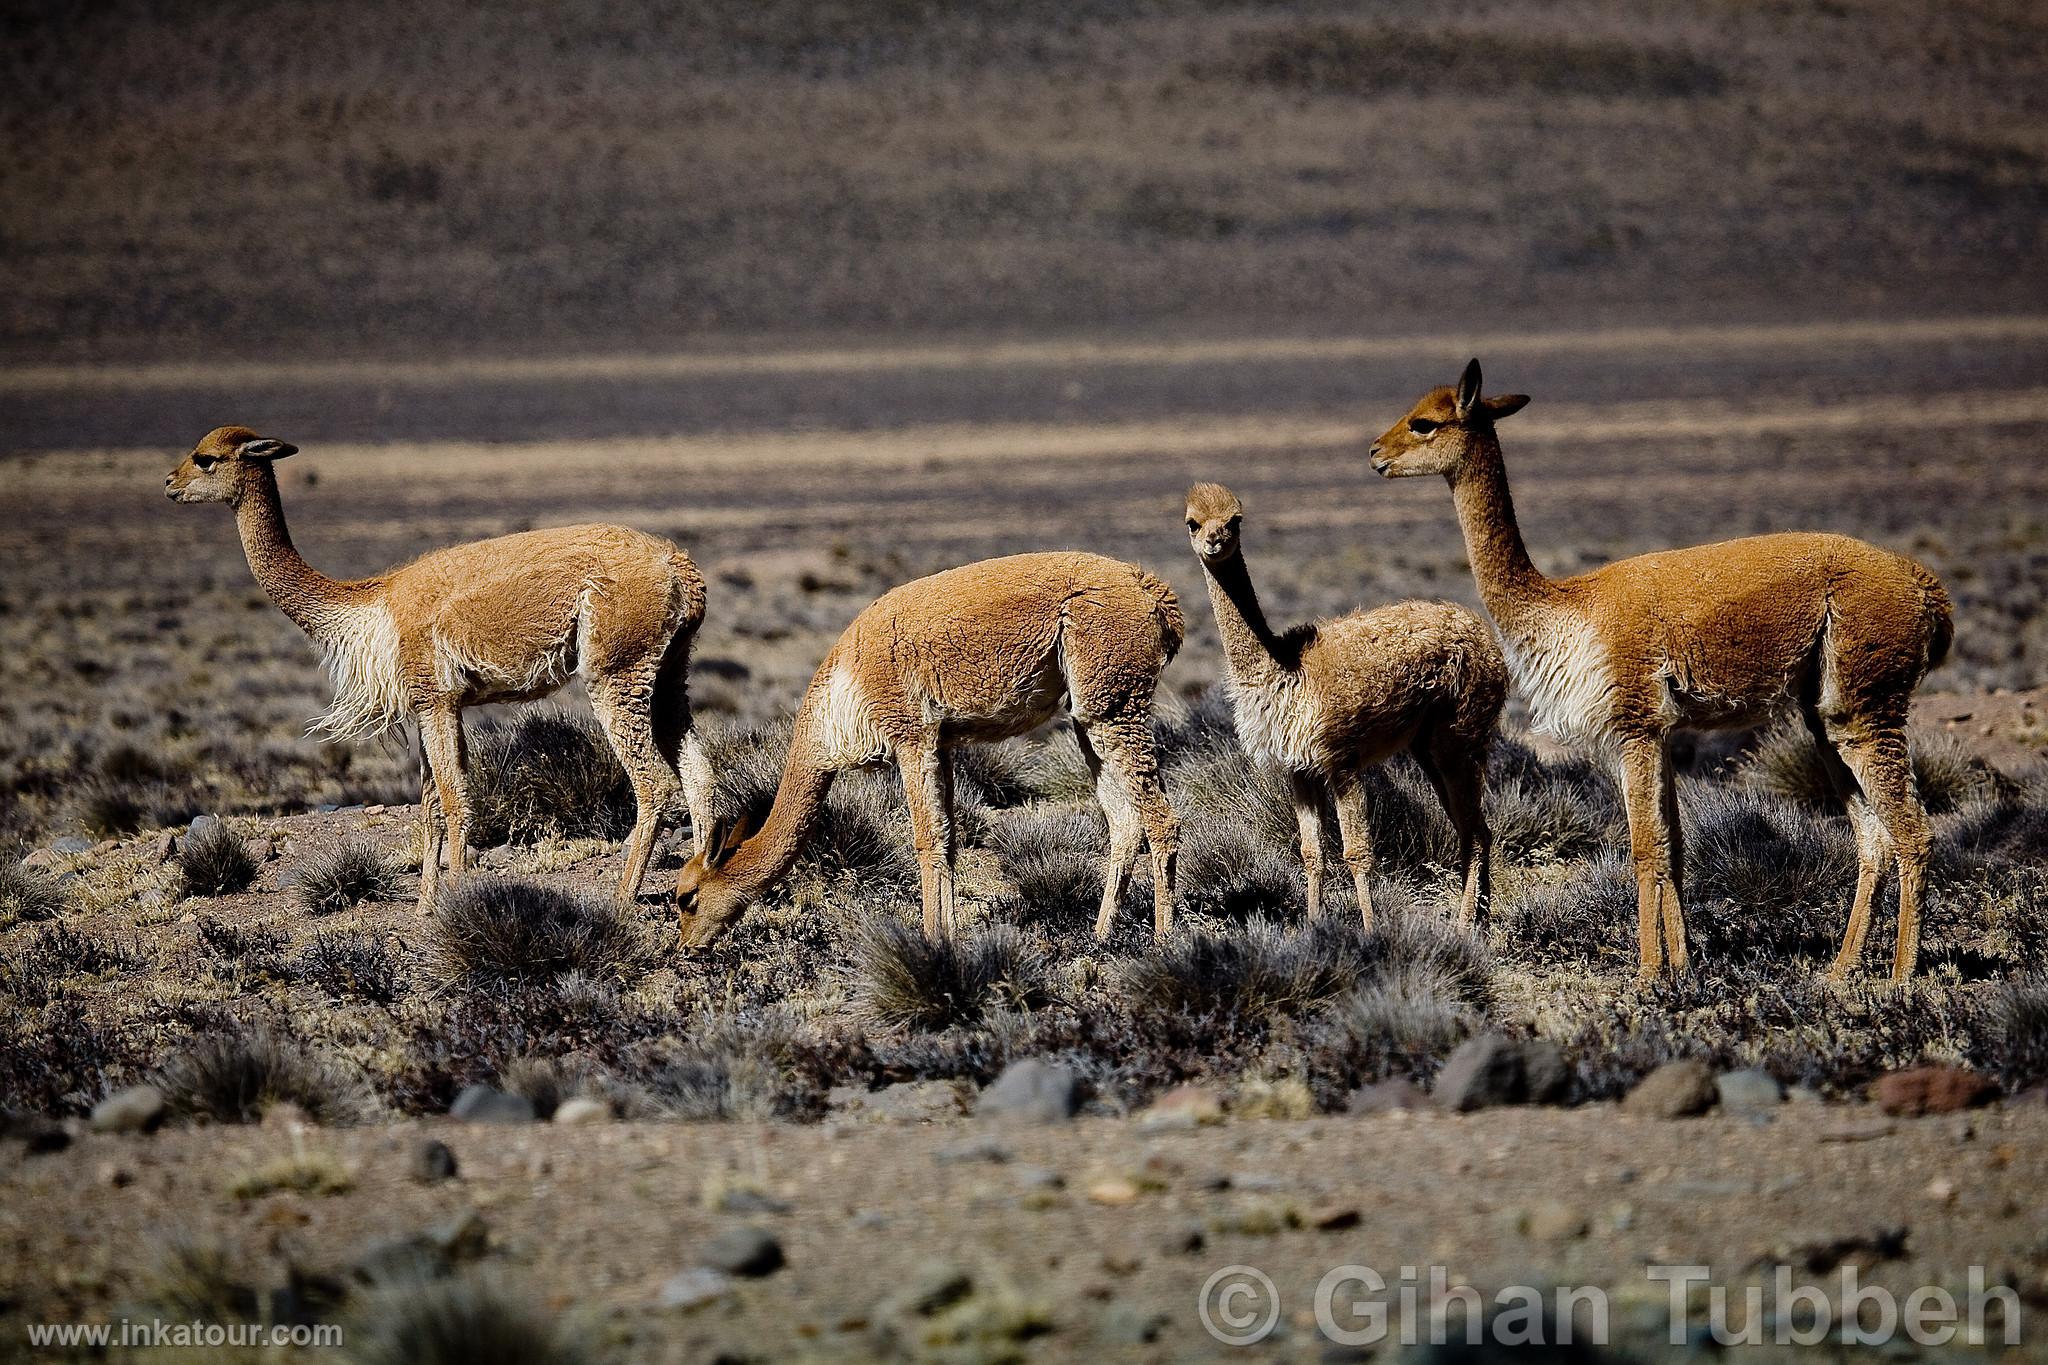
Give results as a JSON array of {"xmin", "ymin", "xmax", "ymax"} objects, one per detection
[
  {"xmin": 1371, "ymin": 362, "xmax": 1953, "ymax": 981},
  {"xmin": 674, "ymin": 552, "xmax": 1183, "ymax": 948},
  {"xmin": 166, "ymin": 426, "xmax": 711, "ymax": 910},
  {"xmin": 1184, "ymin": 484, "xmax": 1506, "ymax": 928}
]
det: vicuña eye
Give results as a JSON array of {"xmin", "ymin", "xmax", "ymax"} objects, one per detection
[
  {"xmin": 1408, "ymin": 418, "xmax": 1439, "ymax": 435},
  {"xmin": 1186, "ymin": 519, "xmax": 1200, "ymax": 532}
]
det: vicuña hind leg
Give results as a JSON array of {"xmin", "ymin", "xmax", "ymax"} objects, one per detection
[
  {"xmin": 652, "ymin": 626, "xmax": 712, "ymax": 856},
  {"xmin": 1803, "ymin": 709, "xmax": 1892, "ymax": 981},
  {"xmin": 1425, "ymin": 735, "xmax": 1493, "ymax": 931},
  {"xmin": 414, "ymin": 726, "xmax": 445, "ymax": 913},
  {"xmin": 1329, "ymin": 777, "xmax": 1377, "ymax": 930},
  {"xmin": 419, "ymin": 707, "xmax": 471, "ymax": 902},
  {"xmin": 1082, "ymin": 717, "xmax": 1178, "ymax": 942},
  {"xmin": 590, "ymin": 668, "xmax": 680, "ymax": 905},
  {"xmin": 1830, "ymin": 726, "xmax": 1929, "ymax": 982},
  {"xmin": 1076, "ymin": 728, "xmax": 1140, "ymax": 940},
  {"xmin": 1620, "ymin": 735, "xmax": 1687, "ymax": 980}
]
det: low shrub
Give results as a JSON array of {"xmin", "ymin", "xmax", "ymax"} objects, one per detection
[
  {"xmin": 295, "ymin": 839, "xmax": 404, "ymax": 914},
  {"xmin": 347, "ymin": 1274, "xmax": 593, "ymax": 1365},
  {"xmin": 154, "ymin": 1027, "xmax": 373, "ymax": 1124},
  {"xmin": 178, "ymin": 820, "xmax": 258, "ymax": 897},
  {"xmin": 431, "ymin": 877, "xmax": 638, "ymax": 986},
  {"xmin": 849, "ymin": 917, "xmax": 1051, "ymax": 1031},
  {"xmin": 0, "ymin": 848, "xmax": 67, "ymax": 926},
  {"xmin": 1986, "ymin": 975, "xmax": 2048, "ymax": 1090},
  {"xmin": 467, "ymin": 709, "xmax": 633, "ymax": 845},
  {"xmin": 986, "ymin": 807, "xmax": 1108, "ymax": 925},
  {"xmin": 293, "ymin": 931, "xmax": 407, "ymax": 1004}
]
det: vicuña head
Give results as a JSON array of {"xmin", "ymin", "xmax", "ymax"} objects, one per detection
[
  {"xmin": 1183, "ymin": 482, "xmax": 1244, "ymax": 564},
  {"xmin": 165, "ymin": 425, "xmax": 298, "ymax": 503},
  {"xmin": 1368, "ymin": 359, "xmax": 1529, "ymax": 480},
  {"xmin": 672, "ymin": 816, "xmax": 755, "ymax": 950}
]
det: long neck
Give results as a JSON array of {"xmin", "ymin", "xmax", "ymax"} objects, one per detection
[
  {"xmin": 232, "ymin": 469, "xmax": 356, "ymax": 637},
  {"xmin": 715, "ymin": 711, "xmax": 838, "ymax": 902},
  {"xmin": 1449, "ymin": 432, "xmax": 1552, "ymax": 625},
  {"xmin": 1199, "ymin": 552, "xmax": 1286, "ymax": 687}
]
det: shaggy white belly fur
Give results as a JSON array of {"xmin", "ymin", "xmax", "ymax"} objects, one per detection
[
  {"xmin": 1228, "ymin": 677, "xmax": 1325, "ymax": 772},
  {"xmin": 311, "ymin": 602, "xmax": 408, "ymax": 740},
  {"xmin": 1499, "ymin": 610, "xmax": 1614, "ymax": 748}
]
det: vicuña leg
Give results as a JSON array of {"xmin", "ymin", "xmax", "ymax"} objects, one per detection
[
  {"xmin": 591, "ymin": 667, "xmax": 681, "ymax": 905},
  {"xmin": 898, "ymin": 738, "xmax": 957, "ymax": 940},
  {"xmin": 1830, "ymin": 726, "xmax": 1930, "ymax": 982},
  {"xmin": 1804, "ymin": 709, "xmax": 1892, "ymax": 980},
  {"xmin": 415, "ymin": 727, "xmax": 445, "ymax": 913},
  {"xmin": 1329, "ymin": 777, "xmax": 1377, "ymax": 930},
  {"xmin": 1083, "ymin": 715, "xmax": 1178, "ymax": 942},
  {"xmin": 653, "ymin": 628, "xmax": 712, "ymax": 857},
  {"xmin": 1655, "ymin": 745, "xmax": 1689, "ymax": 971},
  {"xmin": 419, "ymin": 707, "xmax": 471, "ymax": 900},
  {"xmin": 1289, "ymin": 772, "xmax": 1330, "ymax": 922},
  {"xmin": 1077, "ymin": 727, "xmax": 1141, "ymax": 940},
  {"xmin": 1427, "ymin": 736, "xmax": 1493, "ymax": 930},
  {"xmin": 1620, "ymin": 734, "xmax": 1686, "ymax": 980}
]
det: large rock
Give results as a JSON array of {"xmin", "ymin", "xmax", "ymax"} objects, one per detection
[
  {"xmin": 448, "ymin": 1084, "xmax": 535, "ymax": 1125},
  {"xmin": 551, "ymin": 1097, "xmax": 610, "ymax": 1126},
  {"xmin": 90, "ymin": 1085, "xmax": 166, "ymax": 1135},
  {"xmin": 828, "ymin": 1079, "xmax": 967, "ymax": 1125},
  {"xmin": 1623, "ymin": 1060, "xmax": 1718, "ymax": 1118},
  {"xmin": 700, "ymin": 1226, "xmax": 784, "ymax": 1277},
  {"xmin": 1715, "ymin": 1069, "xmax": 1785, "ymax": 1117},
  {"xmin": 410, "ymin": 1138, "xmax": 459, "ymax": 1183},
  {"xmin": 1433, "ymin": 1035, "xmax": 1570, "ymax": 1111},
  {"xmin": 1871, "ymin": 1066, "xmax": 1998, "ymax": 1117},
  {"xmin": 976, "ymin": 1059, "xmax": 1079, "ymax": 1126}
]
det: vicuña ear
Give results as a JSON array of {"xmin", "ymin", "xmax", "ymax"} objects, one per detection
[
  {"xmin": 712, "ymin": 812, "xmax": 756, "ymax": 867},
  {"xmin": 1480, "ymin": 394, "xmax": 1530, "ymax": 422},
  {"xmin": 1454, "ymin": 359, "xmax": 1482, "ymax": 419},
  {"xmin": 241, "ymin": 438, "xmax": 298, "ymax": 460}
]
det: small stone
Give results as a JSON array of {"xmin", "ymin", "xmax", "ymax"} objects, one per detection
[
  {"xmin": 1309, "ymin": 1205, "xmax": 1361, "ymax": 1231},
  {"xmin": 21, "ymin": 848, "xmax": 63, "ymax": 870},
  {"xmin": 90, "ymin": 838, "xmax": 119, "ymax": 855},
  {"xmin": 150, "ymin": 831, "xmax": 178, "ymax": 862},
  {"xmin": 1520, "ymin": 1200, "xmax": 1589, "ymax": 1241},
  {"xmin": 1087, "ymin": 1176, "xmax": 1141, "ymax": 1206},
  {"xmin": 1433, "ymin": 1034, "xmax": 1567, "ymax": 1111},
  {"xmin": 701, "ymin": 1226, "xmax": 784, "ymax": 1277},
  {"xmin": 1013, "ymin": 1166, "xmax": 1063, "ymax": 1190},
  {"xmin": 1925, "ymin": 1177, "xmax": 1957, "ymax": 1203},
  {"xmin": 1871, "ymin": 1065, "xmax": 1998, "ymax": 1117},
  {"xmin": 977, "ymin": 1059, "xmax": 1080, "ymax": 1126},
  {"xmin": 714, "ymin": 1188, "xmax": 792, "ymax": 1215},
  {"xmin": 1139, "ymin": 1084, "xmax": 1224, "ymax": 1130},
  {"xmin": 551, "ymin": 1097, "xmax": 609, "ymax": 1126},
  {"xmin": 244, "ymin": 837, "xmax": 277, "ymax": 865},
  {"xmin": 479, "ymin": 844, "xmax": 518, "ymax": 871},
  {"xmin": 410, "ymin": 1139, "xmax": 459, "ymax": 1183},
  {"xmin": 894, "ymin": 1262, "xmax": 973, "ymax": 1316},
  {"xmin": 90, "ymin": 1084, "xmax": 166, "ymax": 1135},
  {"xmin": 1347, "ymin": 1078, "xmax": 1432, "ymax": 1114},
  {"xmin": 936, "ymin": 1135, "xmax": 1012, "ymax": 1164},
  {"xmin": 1622, "ymin": 1060, "xmax": 1717, "ymax": 1119},
  {"xmin": 363, "ymin": 805, "xmax": 387, "ymax": 816},
  {"xmin": 659, "ymin": 1268, "xmax": 733, "ymax": 1312},
  {"xmin": 1161, "ymin": 1220, "xmax": 1207, "ymax": 1256},
  {"xmin": 97, "ymin": 1161, "xmax": 135, "ymax": 1188},
  {"xmin": 449, "ymin": 1084, "xmax": 535, "ymax": 1124},
  {"xmin": 1715, "ymin": 1069, "xmax": 1784, "ymax": 1116},
  {"xmin": 187, "ymin": 815, "xmax": 220, "ymax": 839}
]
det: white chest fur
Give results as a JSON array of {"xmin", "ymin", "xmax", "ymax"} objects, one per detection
[
  {"xmin": 1228, "ymin": 675, "xmax": 1325, "ymax": 771},
  {"xmin": 1498, "ymin": 610, "xmax": 1614, "ymax": 747}
]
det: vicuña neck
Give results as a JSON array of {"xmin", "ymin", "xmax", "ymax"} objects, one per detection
[
  {"xmin": 1199, "ymin": 552, "xmax": 1286, "ymax": 687},
  {"xmin": 232, "ymin": 469, "xmax": 363, "ymax": 638},
  {"xmin": 1449, "ymin": 432, "xmax": 1553, "ymax": 625},
  {"xmin": 716, "ymin": 720, "xmax": 838, "ymax": 901}
]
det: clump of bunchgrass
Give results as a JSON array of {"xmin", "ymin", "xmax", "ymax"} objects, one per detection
[
  {"xmin": 178, "ymin": 819, "xmax": 258, "ymax": 897},
  {"xmin": 154, "ymin": 1027, "xmax": 373, "ymax": 1125},
  {"xmin": 431, "ymin": 877, "xmax": 639, "ymax": 986},
  {"xmin": 295, "ymin": 838, "xmax": 404, "ymax": 913},
  {"xmin": 0, "ymin": 846, "xmax": 67, "ymax": 926},
  {"xmin": 849, "ymin": 917, "xmax": 1051, "ymax": 1031},
  {"xmin": 346, "ymin": 1274, "xmax": 593, "ymax": 1365},
  {"xmin": 987, "ymin": 807, "xmax": 1108, "ymax": 925},
  {"xmin": 467, "ymin": 709, "xmax": 634, "ymax": 845},
  {"xmin": 293, "ymin": 930, "xmax": 407, "ymax": 1004}
]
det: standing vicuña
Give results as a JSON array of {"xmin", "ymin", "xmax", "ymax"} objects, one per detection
[
  {"xmin": 1370, "ymin": 362, "xmax": 1953, "ymax": 981},
  {"xmin": 673, "ymin": 552, "xmax": 1184, "ymax": 947},
  {"xmin": 166, "ymin": 426, "xmax": 710, "ymax": 909},
  {"xmin": 1184, "ymin": 484, "xmax": 1506, "ymax": 928}
]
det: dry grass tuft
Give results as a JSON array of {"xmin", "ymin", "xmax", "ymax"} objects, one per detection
[
  {"xmin": 430, "ymin": 877, "xmax": 638, "ymax": 986},
  {"xmin": 154, "ymin": 1027, "xmax": 373, "ymax": 1125},
  {"xmin": 849, "ymin": 916, "xmax": 1051, "ymax": 1032},
  {"xmin": 178, "ymin": 820, "xmax": 258, "ymax": 897},
  {"xmin": 295, "ymin": 838, "xmax": 404, "ymax": 914}
]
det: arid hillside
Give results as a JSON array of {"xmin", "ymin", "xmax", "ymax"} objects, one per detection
[{"xmin": 3, "ymin": 0, "xmax": 2045, "ymax": 364}]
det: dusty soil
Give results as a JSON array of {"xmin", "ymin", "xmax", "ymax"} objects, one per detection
[{"xmin": 9, "ymin": 1101, "xmax": 2048, "ymax": 1362}]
